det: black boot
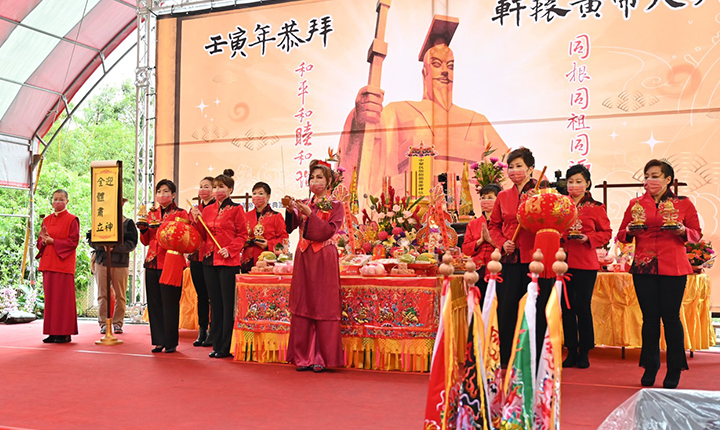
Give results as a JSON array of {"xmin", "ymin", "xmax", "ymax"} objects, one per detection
[
  {"xmin": 563, "ymin": 348, "xmax": 578, "ymax": 368},
  {"xmin": 42, "ymin": 335, "xmax": 57, "ymax": 344},
  {"xmin": 193, "ymin": 328, "xmax": 208, "ymax": 347},
  {"xmin": 641, "ymin": 367, "xmax": 659, "ymax": 387},
  {"xmin": 663, "ymin": 369, "xmax": 682, "ymax": 389},
  {"xmin": 201, "ymin": 330, "xmax": 213, "ymax": 347},
  {"xmin": 576, "ymin": 350, "xmax": 590, "ymax": 369}
]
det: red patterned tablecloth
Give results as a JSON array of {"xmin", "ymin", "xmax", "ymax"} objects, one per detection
[{"xmin": 232, "ymin": 274, "xmax": 441, "ymax": 372}]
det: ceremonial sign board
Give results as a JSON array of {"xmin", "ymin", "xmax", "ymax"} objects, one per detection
[
  {"xmin": 407, "ymin": 144, "xmax": 436, "ymax": 198},
  {"xmin": 90, "ymin": 160, "xmax": 124, "ymax": 244}
]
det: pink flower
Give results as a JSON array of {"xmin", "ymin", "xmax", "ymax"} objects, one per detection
[
  {"xmin": 378, "ymin": 231, "xmax": 389, "ymax": 241},
  {"xmin": 490, "ymin": 157, "xmax": 499, "ymax": 163},
  {"xmin": 362, "ymin": 242, "xmax": 373, "ymax": 254},
  {"xmin": 338, "ymin": 166, "xmax": 346, "ymax": 173},
  {"xmin": 392, "ymin": 227, "xmax": 403, "ymax": 236},
  {"xmin": 470, "ymin": 163, "xmax": 479, "ymax": 170}
]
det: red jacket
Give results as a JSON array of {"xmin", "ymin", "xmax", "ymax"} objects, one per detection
[
  {"xmin": 462, "ymin": 215, "xmax": 497, "ymax": 268},
  {"xmin": 617, "ymin": 191, "xmax": 701, "ymax": 276},
  {"xmin": 37, "ymin": 210, "xmax": 80, "ymax": 274},
  {"xmin": 242, "ymin": 207, "xmax": 288, "ymax": 265},
  {"xmin": 489, "ymin": 180, "xmax": 537, "ymax": 264},
  {"xmin": 561, "ymin": 193, "xmax": 612, "ymax": 270},
  {"xmin": 188, "ymin": 199, "xmax": 215, "ymax": 262},
  {"xmin": 139, "ymin": 202, "xmax": 190, "ymax": 270},
  {"xmin": 197, "ymin": 198, "xmax": 248, "ymax": 267}
]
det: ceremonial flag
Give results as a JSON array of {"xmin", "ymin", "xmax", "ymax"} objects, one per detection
[
  {"xmin": 455, "ymin": 284, "xmax": 490, "ymax": 429},
  {"xmin": 501, "ymin": 274, "xmax": 539, "ymax": 430},
  {"xmin": 533, "ymin": 277, "xmax": 564, "ymax": 430},
  {"xmin": 424, "ymin": 278, "xmax": 459, "ymax": 430},
  {"xmin": 482, "ymin": 273, "xmax": 503, "ymax": 430},
  {"xmin": 459, "ymin": 161, "xmax": 474, "ymax": 217}
]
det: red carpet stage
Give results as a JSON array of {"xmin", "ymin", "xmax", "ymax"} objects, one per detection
[{"xmin": 1, "ymin": 320, "xmax": 718, "ymax": 430}]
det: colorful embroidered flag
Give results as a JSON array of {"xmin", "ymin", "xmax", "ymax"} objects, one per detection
[
  {"xmin": 482, "ymin": 273, "xmax": 503, "ymax": 430},
  {"xmin": 533, "ymin": 278, "xmax": 564, "ymax": 430},
  {"xmin": 501, "ymin": 273, "xmax": 539, "ymax": 429},
  {"xmin": 424, "ymin": 278, "xmax": 458, "ymax": 430},
  {"xmin": 455, "ymin": 284, "xmax": 490, "ymax": 429}
]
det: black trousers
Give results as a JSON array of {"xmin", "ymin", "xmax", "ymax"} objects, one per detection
[
  {"xmin": 204, "ymin": 265, "xmax": 240, "ymax": 355},
  {"xmin": 497, "ymin": 263, "xmax": 529, "ymax": 366},
  {"xmin": 561, "ymin": 268, "xmax": 597, "ymax": 353},
  {"xmin": 190, "ymin": 261, "xmax": 210, "ymax": 331},
  {"xmin": 145, "ymin": 268, "xmax": 182, "ymax": 348},
  {"xmin": 633, "ymin": 274, "xmax": 688, "ymax": 371},
  {"xmin": 474, "ymin": 266, "xmax": 489, "ymax": 310}
]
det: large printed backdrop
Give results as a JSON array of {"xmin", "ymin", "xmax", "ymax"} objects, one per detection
[{"xmin": 156, "ymin": 0, "xmax": 720, "ymax": 308}]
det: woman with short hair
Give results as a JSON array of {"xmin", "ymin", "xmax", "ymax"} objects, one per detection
[
  {"xmin": 617, "ymin": 159, "xmax": 701, "ymax": 388},
  {"xmin": 561, "ymin": 164, "xmax": 612, "ymax": 369}
]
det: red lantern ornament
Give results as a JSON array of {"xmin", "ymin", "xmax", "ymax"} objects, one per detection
[
  {"xmin": 517, "ymin": 189, "xmax": 577, "ymax": 278},
  {"xmin": 157, "ymin": 218, "xmax": 202, "ymax": 287}
]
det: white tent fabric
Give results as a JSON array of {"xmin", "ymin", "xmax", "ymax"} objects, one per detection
[{"xmin": 0, "ymin": 0, "xmax": 136, "ymax": 189}]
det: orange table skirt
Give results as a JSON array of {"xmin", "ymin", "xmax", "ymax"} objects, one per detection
[
  {"xmin": 229, "ymin": 274, "xmax": 466, "ymax": 372},
  {"xmin": 592, "ymin": 273, "xmax": 716, "ymax": 351}
]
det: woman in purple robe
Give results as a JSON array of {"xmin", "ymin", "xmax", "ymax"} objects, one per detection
[{"xmin": 283, "ymin": 159, "xmax": 345, "ymax": 373}]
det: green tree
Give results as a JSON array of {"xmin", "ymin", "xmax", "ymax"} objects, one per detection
[{"xmin": 0, "ymin": 80, "xmax": 137, "ymax": 316}]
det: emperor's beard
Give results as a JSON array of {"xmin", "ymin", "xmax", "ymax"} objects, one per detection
[{"xmin": 423, "ymin": 76, "xmax": 453, "ymax": 111}]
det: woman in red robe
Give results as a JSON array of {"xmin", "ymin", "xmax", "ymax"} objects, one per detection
[
  {"xmin": 241, "ymin": 181, "xmax": 289, "ymax": 273},
  {"xmin": 561, "ymin": 164, "xmax": 612, "ymax": 369},
  {"xmin": 191, "ymin": 169, "xmax": 248, "ymax": 359},
  {"xmin": 462, "ymin": 183, "xmax": 501, "ymax": 306},
  {"xmin": 37, "ymin": 189, "xmax": 80, "ymax": 343},
  {"xmin": 138, "ymin": 179, "xmax": 190, "ymax": 353},
  {"xmin": 284, "ymin": 160, "xmax": 345, "ymax": 372},
  {"xmin": 617, "ymin": 159, "xmax": 701, "ymax": 389}
]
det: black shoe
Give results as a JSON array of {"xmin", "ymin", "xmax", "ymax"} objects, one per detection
[
  {"xmin": 663, "ymin": 369, "xmax": 682, "ymax": 389},
  {"xmin": 193, "ymin": 328, "xmax": 208, "ymax": 347},
  {"xmin": 312, "ymin": 365, "xmax": 326, "ymax": 373},
  {"xmin": 54, "ymin": 335, "xmax": 71, "ymax": 343},
  {"xmin": 562, "ymin": 350, "xmax": 578, "ymax": 368},
  {"xmin": 100, "ymin": 326, "xmax": 107, "ymax": 334},
  {"xmin": 296, "ymin": 365, "xmax": 313, "ymax": 371},
  {"xmin": 576, "ymin": 350, "xmax": 590, "ymax": 369},
  {"xmin": 151, "ymin": 346, "xmax": 164, "ymax": 353},
  {"xmin": 42, "ymin": 335, "xmax": 57, "ymax": 344},
  {"xmin": 164, "ymin": 347, "xmax": 177, "ymax": 353},
  {"xmin": 209, "ymin": 351, "xmax": 217, "ymax": 358},
  {"xmin": 202, "ymin": 332, "xmax": 213, "ymax": 347},
  {"xmin": 214, "ymin": 352, "xmax": 233, "ymax": 358},
  {"xmin": 641, "ymin": 367, "xmax": 659, "ymax": 387}
]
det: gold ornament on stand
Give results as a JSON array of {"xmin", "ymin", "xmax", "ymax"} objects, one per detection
[
  {"xmin": 659, "ymin": 200, "xmax": 680, "ymax": 231},
  {"xmin": 136, "ymin": 204, "xmax": 148, "ymax": 228},
  {"xmin": 628, "ymin": 200, "xmax": 648, "ymax": 231},
  {"xmin": 253, "ymin": 222, "xmax": 266, "ymax": 240},
  {"xmin": 567, "ymin": 217, "xmax": 584, "ymax": 240}
]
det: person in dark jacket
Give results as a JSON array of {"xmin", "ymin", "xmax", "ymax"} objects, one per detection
[{"xmin": 88, "ymin": 198, "xmax": 138, "ymax": 334}]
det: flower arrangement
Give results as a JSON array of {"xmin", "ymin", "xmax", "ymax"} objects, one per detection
[
  {"xmin": 358, "ymin": 185, "xmax": 424, "ymax": 255},
  {"xmin": 686, "ymin": 240, "xmax": 715, "ymax": 268},
  {"xmin": 470, "ymin": 145, "xmax": 506, "ymax": 192}
]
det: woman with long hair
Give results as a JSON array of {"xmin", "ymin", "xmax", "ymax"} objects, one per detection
[
  {"xmin": 241, "ymin": 181, "xmax": 289, "ymax": 273},
  {"xmin": 617, "ymin": 159, "xmax": 701, "ymax": 388},
  {"xmin": 138, "ymin": 179, "xmax": 190, "ymax": 353},
  {"xmin": 189, "ymin": 176, "xmax": 215, "ymax": 347},
  {"xmin": 191, "ymin": 169, "xmax": 247, "ymax": 359},
  {"xmin": 561, "ymin": 164, "xmax": 612, "ymax": 369},
  {"xmin": 283, "ymin": 160, "xmax": 345, "ymax": 373}
]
